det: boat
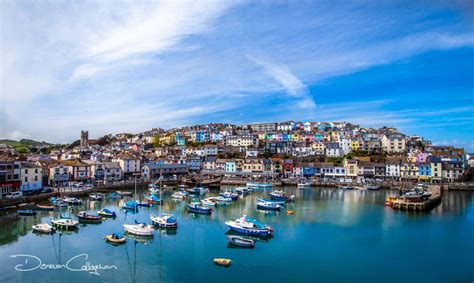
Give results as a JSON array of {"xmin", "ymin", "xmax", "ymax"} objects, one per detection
[
  {"xmin": 18, "ymin": 202, "xmax": 35, "ymax": 208},
  {"xmin": 77, "ymin": 211, "xmax": 102, "ymax": 223},
  {"xmin": 18, "ymin": 209, "xmax": 36, "ymax": 216},
  {"xmin": 268, "ymin": 190, "xmax": 295, "ymax": 202},
  {"xmin": 213, "ymin": 258, "xmax": 231, "ymax": 267},
  {"xmin": 213, "ymin": 196, "xmax": 233, "ymax": 203},
  {"xmin": 32, "ymin": 223, "xmax": 55, "ymax": 233},
  {"xmin": 105, "ymin": 233, "xmax": 126, "ymax": 244},
  {"xmin": 188, "ymin": 202, "xmax": 212, "ymax": 214},
  {"xmin": 171, "ymin": 191, "xmax": 186, "ymax": 200},
  {"xmin": 89, "ymin": 194, "xmax": 103, "ymax": 201},
  {"xmin": 63, "ymin": 197, "xmax": 82, "ymax": 205},
  {"xmin": 286, "ymin": 210, "xmax": 295, "ymax": 215},
  {"xmin": 35, "ymin": 204, "xmax": 55, "ymax": 211},
  {"xmin": 137, "ymin": 200, "xmax": 150, "ymax": 207},
  {"xmin": 225, "ymin": 215, "xmax": 273, "ymax": 236},
  {"xmin": 54, "ymin": 201, "xmax": 68, "ymax": 208},
  {"xmin": 123, "ymin": 223, "xmax": 154, "ymax": 236},
  {"xmin": 116, "ymin": 191, "xmax": 133, "ymax": 196},
  {"xmin": 178, "ymin": 184, "xmax": 189, "ymax": 189},
  {"xmin": 366, "ymin": 185, "xmax": 381, "ymax": 191},
  {"xmin": 201, "ymin": 198, "xmax": 216, "ymax": 207},
  {"xmin": 122, "ymin": 200, "xmax": 138, "ymax": 211},
  {"xmin": 246, "ymin": 182, "xmax": 272, "ymax": 188},
  {"xmin": 297, "ymin": 181, "xmax": 311, "ymax": 188},
  {"xmin": 226, "ymin": 235, "xmax": 255, "ymax": 248},
  {"xmin": 385, "ymin": 196, "xmax": 398, "ymax": 206},
  {"xmin": 150, "ymin": 213, "xmax": 178, "ymax": 228},
  {"xmin": 146, "ymin": 194, "xmax": 162, "ymax": 204},
  {"xmin": 338, "ymin": 185, "xmax": 354, "ymax": 190},
  {"xmin": 51, "ymin": 218, "xmax": 79, "ymax": 230},
  {"xmin": 186, "ymin": 187, "xmax": 209, "ymax": 195},
  {"xmin": 257, "ymin": 198, "xmax": 286, "ymax": 206},
  {"xmin": 97, "ymin": 208, "xmax": 116, "ymax": 218},
  {"xmin": 108, "ymin": 192, "xmax": 122, "ymax": 199},
  {"xmin": 219, "ymin": 191, "xmax": 239, "ymax": 201},
  {"xmin": 235, "ymin": 187, "xmax": 251, "ymax": 196},
  {"xmin": 257, "ymin": 200, "xmax": 282, "ymax": 211},
  {"xmin": 149, "ymin": 187, "xmax": 160, "ymax": 194}
]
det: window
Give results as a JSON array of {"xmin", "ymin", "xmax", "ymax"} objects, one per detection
[{"xmin": 24, "ymin": 176, "xmax": 28, "ymax": 182}]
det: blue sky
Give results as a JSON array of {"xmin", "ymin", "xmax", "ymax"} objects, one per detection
[{"xmin": 0, "ymin": 0, "xmax": 473, "ymax": 150}]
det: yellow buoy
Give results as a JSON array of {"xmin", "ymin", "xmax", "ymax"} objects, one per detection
[{"xmin": 287, "ymin": 210, "xmax": 295, "ymax": 215}]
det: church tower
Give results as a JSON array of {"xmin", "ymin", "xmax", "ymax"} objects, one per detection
[{"xmin": 80, "ymin": 130, "xmax": 89, "ymax": 147}]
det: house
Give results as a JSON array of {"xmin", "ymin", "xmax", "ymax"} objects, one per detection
[
  {"xmin": 358, "ymin": 162, "xmax": 375, "ymax": 178},
  {"xmin": 203, "ymin": 145, "xmax": 218, "ymax": 156},
  {"xmin": 225, "ymin": 135, "xmax": 257, "ymax": 147},
  {"xmin": 186, "ymin": 156, "xmax": 202, "ymax": 171},
  {"xmin": 374, "ymin": 163, "xmax": 386, "ymax": 179},
  {"xmin": 113, "ymin": 153, "xmax": 141, "ymax": 179},
  {"xmin": 83, "ymin": 160, "xmax": 106, "ymax": 181},
  {"xmin": 48, "ymin": 162, "xmax": 70, "ymax": 185},
  {"xmin": 249, "ymin": 123, "xmax": 276, "ymax": 132},
  {"xmin": 343, "ymin": 159, "xmax": 359, "ymax": 179},
  {"xmin": 442, "ymin": 161, "xmax": 463, "ymax": 182},
  {"xmin": 381, "ymin": 134, "xmax": 406, "ymax": 153},
  {"xmin": 385, "ymin": 159, "xmax": 401, "ymax": 179},
  {"xmin": 418, "ymin": 161, "xmax": 431, "ymax": 182},
  {"xmin": 20, "ymin": 162, "xmax": 43, "ymax": 193},
  {"xmin": 429, "ymin": 156, "xmax": 442, "ymax": 183},
  {"xmin": 202, "ymin": 156, "xmax": 217, "ymax": 172},
  {"xmin": 58, "ymin": 159, "xmax": 91, "ymax": 181},
  {"xmin": 262, "ymin": 159, "xmax": 273, "ymax": 172},
  {"xmin": 401, "ymin": 162, "xmax": 419, "ymax": 180},
  {"xmin": 141, "ymin": 164, "xmax": 188, "ymax": 181},
  {"xmin": 103, "ymin": 162, "xmax": 123, "ymax": 182},
  {"xmin": 225, "ymin": 160, "xmax": 236, "ymax": 173},
  {"xmin": 325, "ymin": 142, "xmax": 343, "ymax": 157}
]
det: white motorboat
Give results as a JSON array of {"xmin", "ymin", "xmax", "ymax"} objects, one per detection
[
  {"xmin": 123, "ymin": 223, "xmax": 154, "ymax": 236},
  {"xmin": 150, "ymin": 213, "xmax": 178, "ymax": 228},
  {"xmin": 32, "ymin": 223, "xmax": 55, "ymax": 233},
  {"xmin": 51, "ymin": 219, "xmax": 79, "ymax": 229}
]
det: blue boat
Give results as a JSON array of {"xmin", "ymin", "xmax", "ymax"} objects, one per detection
[
  {"xmin": 187, "ymin": 202, "xmax": 212, "ymax": 214},
  {"xmin": 257, "ymin": 198, "xmax": 286, "ymax": 206},
  {"xmin": 219, "ymin": 191, "xmax": 239, "ymax": 201},
  {"xmin": 18, "ymin": 209, "xmax": 36, "ymax": 216},
  {"xmin": 235, "ymin": 187, "xmax": 251, "ymax": 196},
  {"xmin": 257, "ymin": 200, "xmax": 282, "ymax": 211},
  {"xmin": 225, "ymin": 215, "xmax": 273, "ymax": 236},
  {"xmin": 246, "ymin": 182, "xmax": 272, "ymax": 188},
  {"xmin": 97, "ymin": 208, "xmax": 116, "ymax": 218},
  {"xmin": 186, "ymin": 187, "xmax": 209, "ymax": 195},
  {"xmin": 122, "ymin": 201, "xmax": 138, "ymax": 211},
  {"xmin": 269, "ymin": 190, "xmax": 295, "ymax": 201}
]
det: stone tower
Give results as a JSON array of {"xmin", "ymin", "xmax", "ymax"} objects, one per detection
[{"xmin": 80, "ymin": 130, "xmax": 89, "ymax": 147}]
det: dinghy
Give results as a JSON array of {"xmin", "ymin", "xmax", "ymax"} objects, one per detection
[
  {"xmin": 226, "ymin": 235, "xmax": 255, "ymax": 248},
  {"xmin": 77, "ymin": 211, "xmax": 102, "ymax": 223},
  {"xmin": 123, "ymin": 223, "xmax": 154, "ymax": 236},
  {"xmin": 32, "ymin": 223, "xmax": 55, "ymax": 233},
  {"xmin": 105, "ymin": 233, "xmax": 126, "ymax": 244},
  {"xmin": 51, "ymin": 219, "xmax": 79, "ymax": 230},
  {"xmin": 97, "ymin": 208, "xmax": 116, "ymax": 218},
  {"xmin": 35, "ymin": 204, "xmax": 55, "ymax": 211},
  {"xmin": 188, "ymin": 202, "xmax": 212, "ymax": 214},
  {"xmin": 213, "ymin": 258, "xmax": 232, "ymax": 267}
]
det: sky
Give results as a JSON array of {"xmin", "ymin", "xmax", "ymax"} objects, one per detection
[{"xmin": 1, "ymin": 0, "xmax": 473, "ymax": 150}]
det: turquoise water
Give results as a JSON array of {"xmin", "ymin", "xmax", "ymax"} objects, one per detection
[{"xmin": 0, "ymin": 187, "xmax": 473, "ymax": 283}]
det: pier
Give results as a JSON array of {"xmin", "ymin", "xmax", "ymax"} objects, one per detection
[{"xmin": 392, "ymin": 185, "xmax": 443, "ymax": 211}]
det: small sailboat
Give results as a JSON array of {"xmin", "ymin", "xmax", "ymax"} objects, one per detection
[
  {"xmin": 63, "ymin": 197, "xmax": 82, "ymax": 205},
  {"xmin": 105, "ymin": 233, "xmax": 126, "ymax": 244},
  {"xmin": 225, "ymin": 215, "xmax": 273, "ymax": 236},
  {"xmin": 219, "ymin": 191, "xmax": 239, "ymax": 201},
  {"xmin": 269, "ymin": 190, "xmax": 294, "ymax": 202},
  {"xmin": 171, "ymin": 191, "xmax": 186, "ymax": 200},
  {"xmin": 188, "ymin": 202, "xmax": 212, "ymax": 214},
  {"xmin": 18, "ymin": 209, "xmax": 37, "ymax": 216},
  {"xmin": 150, "ymin": 213, "xmax": 178, "ymax": 228},
  {"xmin": 51, "ymin": 218, "xmax": 79, "ymax": 230},
  {"xmin": 146, "ymin": 194, "xmax": 162, "ymax": 204},
  {"xmin": 77, "ymin": 211, "xmax": 102, "ymax": 224},
  {"xmin": 136, "ymin": 200, "xmax": 150, "ymax": 207},
  {"xmin": 366, "ymin": 185, "xmax": 381, "ymax": 191},
  {"xmin": 123, "ymin": 223, "xmax": 154, "ymax": 236},
  {"xmin": 32, "ymin": 223, "xmax": 55, "ymax": 233},
  {"xmin": 226, "ymin": 235, "xmax": 255, "ymax": 248},
  {"xmin": 122, "ymin": 200, "xmax": 138, "ymax": 211},
  {"xmin": 97, "ymin": 208, "xmax": 116, "ymax": 218},
  {"xmin": 213, "ymin": 258, "xmax": 232, "ymax": 267}
]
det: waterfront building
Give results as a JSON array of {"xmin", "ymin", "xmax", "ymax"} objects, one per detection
[
  {"xmin": 19, "ymin": 162, "xmax": 43, "ymax": 193},
  {"xmin": 0, "ymin": 158, "xmax": 21, "ymax": 198},
  {"xmin": 113, "ymin": 153, "xmax": 141, "ymax": 179},
  {"xmin": 103, "ymin": 162, "xmax": 123, "ymax": 182},
  {"xmin": 48, "ymin": 162, "xmax": 70, "ymax": 185},
  {"xmin": 58, "ymin": 159, "xmax": 91, "ymax": 181},
  {"xmin": 343, "ymin": 159, "xmax": 359, "ymax": 179}
]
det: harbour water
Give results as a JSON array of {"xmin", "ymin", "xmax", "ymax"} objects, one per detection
[{"xmin": 0, "ymin": 186, "xmax": 473, "ymax": 283}]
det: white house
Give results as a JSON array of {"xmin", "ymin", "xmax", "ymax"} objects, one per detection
[{"xmin": 20, "ymin": 162, "xmax": 43, "ymax": 192}]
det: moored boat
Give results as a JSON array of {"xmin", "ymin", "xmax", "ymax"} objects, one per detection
[
  {"xmin": 366, "ymin": 185, "xmax": 381, "ymax": 191},
  {"xmin": 63, "ymin": 197, "xmax": 82, "ymax": 205},
  {"xmin": 51, "ymin": 218, "xmax": 79, "ymax": 230},
  {"xmin": 150, "ymin": 213, "xmax": 178, "ymax": 228},
  {"xmin": 105, "ymin": 233, "xmax": 126, "ymax": 244},
  {"xmin": 171, "ymin": 191, "xmax": 186, "ymax": 200},
  {"xmin": 213, "ymin": 258, "xmax": 231, "ymax": 267},
  {"xmin": 219, "ymin": 191, "xmax": 239, "ymax": 201},
  {"xmin": 97, "ymin": 208, "xmax": 116, "ymax": 218},
  {"xmin": 257, "ymin": 200, "xmax": 282, "ymax": 211},
  {"xmin": 268, "ymin": 190, "xmax": 294, "ymax": 202},
  {"xmin": 116, "ymin": 191, "xmax": 133, "ymax": 196},
  {"xmin": 77, "ymin": 211, "xmax": 102, "ymax": 223},
  {"xmin": 18, "ymin": 209, "xmax": 36, "ymax": 216},
  {"xmin": 32, "ymin": 223, "xmax": 55, "ymax": 233},
  {"xmin": 201, "ymin": 198, "xmax": 216, "ymax": 207},
  {"xmin": 122, "ymin": 200, "xmax": 138, "ymax": 211},
  {"xmin": 186, "ymin": 187, "xmax": 209, "ymax": 195},
  {"xmin": 146, "ymin": 194, "xmax": 162, "ymax": 204},
  {"xmin": 297, "ymin": 181, "xmax": 311, "ymax": 188},
  {"xmin": 226, "ymin": 235, "xmax": 255, "ymax": 248},
  {"xmin": 123, "ymin": 223, "xmax": 154, "ymax": 236},
  {"xmin": 257, "ymin": 198, "xmax": 286, "ymax": 206},
  {"xmin": 225, "ymin": 215, "xmax": 273, "ymax": 236},
  {"xmin": 35, "ymin": 204, "xmax": 55, "ymax": 211},
  {"xmin": 188, "ymin": 202, "xmax": 212, "ymax": 214},
  {"xmin": 246, "ymin": 182, "xmax": 272, "ymax": 188},
  {"xmin": 235, "ymin": 187, "xmax": 251, "ymax": 196},
  {"xmin": 89, "ymin": 194, "xmax": 103, "ymax": 201}
]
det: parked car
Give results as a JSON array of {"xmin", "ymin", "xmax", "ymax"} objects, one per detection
[{"xmin": 5, "ymin": 191, "xmax": 23, "ymax": 199}]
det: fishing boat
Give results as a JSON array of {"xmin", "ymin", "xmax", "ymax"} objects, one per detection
[
  {"xmin": 77, "ymin": 211, "xmax": 102, "ymax": 223},
  {"xmin": 122, "ymin": 200, "xmax": 138, "ymax": 211},
  {"xmin": 225, "ymin": 215, "xmax": 273, "ymax": 236},
  {"xmin": 269, "ymin": 190, "xmax": 295, "ymax": 202},
  {"xmin": 186, "ymin": 187, "xmax": 209, "ymax": 195},
  {"xmin": 226, "ymin": 235, "xmax": 255, "ymax": 248},
  {"xmin": 32, "ymin": 223, "xmax": 55, "ymax": 233},
  {"xmin": 123, "ymin": 223, "xmax": 154, "ymax": 236},
  {"xmin": 219, "ymin": 191, "xmax": 239, "ymax": 201},
  {"xmin": 18, "ymin": 209, "xmax": 36, "ymax": 216},
  {"xmin": 89, "ymin": 194, "xmax": 103, "ymax": 201},
  {"xmin": 201, "ymin": 198, "xmax": 216, "ymax": 207},
  {"xmin": 105, "ymin": 233, "xmax": 126, "ymax": 244},
  {"xmin": 63, "ymin": 197, "xmax": 82, "ymax": 205},
  {"xmin": 35, "ymin": 204, "xmax": 55, "ymax": 211},
  {"xmin": 51, "ymin": 218, "xmax": 79, "ymax": 230},
  {"xmin": 150, "ymin": 213, "xmax": 178, "ymax": 228},
  {"xmin": 235, "ymin": 187, "xmax": 251, "ymax": 196},
  {"xmin": 213, "ymin": 258, "xmax": 231, "ymax": 267},
  {"xmin": 116, "ymin": 191, "xmax": 133, "ymax": 196},
  {"xmin": 297, "ymin": 181, "xmax": 311, "ymax": 188},
  {"xmin": 257, "ymin": 200, "xmax": 282, "ymax": 211},
  {"xmin": 97, "ymin": 208, "xmax": 116, "ymax": 218},
  {"xmin": 171, "ymin": 191, "xmax": 186, "ymax": 200},
  {"xmin": 257, "ymin": 198, "xmax": 286, "ymax": 206},
  {"xmin": 146, "ymin": 194, "xmax": 162, "ymax": 204},
  {"xmin": 246, "ymin": 182, "xmax": 272, "ymax": 188},
  {"xmin": 188, "ymin": 202, "xmax": 212, "ymax": 214}
]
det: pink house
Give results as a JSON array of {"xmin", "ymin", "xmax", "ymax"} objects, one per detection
[{"xmin": 416, "ymin": 152, "xmax": 428, "ymax": 163}]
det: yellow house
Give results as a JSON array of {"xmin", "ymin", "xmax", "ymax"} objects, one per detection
[
  {"xmin": 351, "ymin": 140, "xmax": 361, "ymax": 151},
  {"xmin": 330, "ymin": 131, "xmax": 340, "ymax": 142}
]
